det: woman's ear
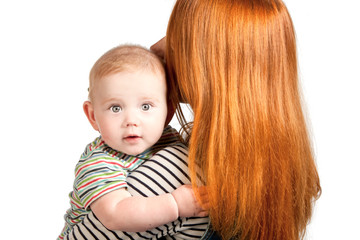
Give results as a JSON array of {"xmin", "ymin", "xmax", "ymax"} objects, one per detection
[{"xmin": 83, "ymin": 101, "xmax": 99, "ymax": 131}]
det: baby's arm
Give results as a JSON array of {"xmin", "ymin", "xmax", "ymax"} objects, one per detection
[{"xmin": 91, "ymin": 184, "xmax": 206, "ymax": 232}]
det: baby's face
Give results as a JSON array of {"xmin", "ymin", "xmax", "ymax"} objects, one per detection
[{"xmin": 91, "ymin": 69, "xmax": 168, "ymax": 155}]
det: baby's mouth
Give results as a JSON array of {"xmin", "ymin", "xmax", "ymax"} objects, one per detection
[
  {"xmin": 124, "ymin": 135, "xmax": 142, "ymax": 142},
  {"xmin": 125, "ymin": 135, "xmax": 140, "ymax": 139}
]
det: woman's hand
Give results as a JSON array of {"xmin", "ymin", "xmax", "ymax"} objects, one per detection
[{"xmin": 150, "ymin": 37, "xmax": 166, "ymax": 60}]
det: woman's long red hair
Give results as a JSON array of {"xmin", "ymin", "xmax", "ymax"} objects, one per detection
[{"xmin": 165, "ymin": 0, "xmax": 321, "ymax": 239}]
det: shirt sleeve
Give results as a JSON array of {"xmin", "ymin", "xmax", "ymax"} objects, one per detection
[{"xmin": 74, "ymin": 151, "xmax": 128, "ymax": 210}]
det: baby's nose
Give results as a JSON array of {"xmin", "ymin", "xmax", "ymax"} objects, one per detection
[{"xmin": 122, "ymin": 111, "xmax": 140, "ymax": 127}]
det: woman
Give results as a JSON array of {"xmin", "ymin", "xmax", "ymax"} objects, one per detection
[
  {"xmin": 153, "ymin": 0, "xmax": 321, "ymax": 239},
  {"xmin": 63, "ymin": 0, "xmax": 320, "ymax": 239}
]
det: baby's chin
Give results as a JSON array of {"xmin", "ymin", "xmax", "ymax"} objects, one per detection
[
  {"xmin": 108, "ymin": 140, "xmax": 153, "ymax": 156},
  {"xmin": 119, "ymin": 146, "xmax": 151, "ymax": 156}
]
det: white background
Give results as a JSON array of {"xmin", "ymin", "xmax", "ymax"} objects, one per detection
[{"xmin": 0, "ymin": 1, "xmax": 359, "ymax": 239}]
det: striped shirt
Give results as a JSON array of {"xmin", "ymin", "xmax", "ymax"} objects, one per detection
[{"xmin": 59, "ymin": 126, "xmax": 210, "ymax": 239}]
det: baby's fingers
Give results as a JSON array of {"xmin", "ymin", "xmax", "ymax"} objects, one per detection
[
  {"xmin": 197, "ymin": 209, "xmax": 209, "ymax": 217},
  {"xmin": 198, "ymin": 186, "xmax": 210, "ymax": 210}
]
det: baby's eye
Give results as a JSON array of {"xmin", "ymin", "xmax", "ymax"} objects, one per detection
[
  {"xmin": 110, "ymin": 105, "xmax": 122, "ymax": 113},
  {"xmin": 141, "ymin": 103, "xmax": 151, "ymax": 111}
]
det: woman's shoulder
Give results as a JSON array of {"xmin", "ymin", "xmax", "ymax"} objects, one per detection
[
  {"xmin": 158, "ymin": 141, "xmax": 188, "ymax": 158},
  {"xmin": 127, "ymin": 144, "xmax": 191, "ymax": 197}
]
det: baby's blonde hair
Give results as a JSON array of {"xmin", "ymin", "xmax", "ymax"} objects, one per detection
[{"xmin": 88, "ymin": 44, "xmax": 166, "ymax": 101}]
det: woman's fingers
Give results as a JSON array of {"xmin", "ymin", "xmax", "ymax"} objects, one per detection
[{"xmin": 150, "ymin": 37, "xmax": 166, "ymax": 60}]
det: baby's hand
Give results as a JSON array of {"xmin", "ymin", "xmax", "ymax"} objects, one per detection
[{"xmin": 171, "ymin": 185, "xmax": 208, "ymax": 218}]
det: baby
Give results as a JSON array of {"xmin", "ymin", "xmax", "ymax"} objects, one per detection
[{"xmin": 58, "ymin": 45, "xmax": 207, "ymax": 239}]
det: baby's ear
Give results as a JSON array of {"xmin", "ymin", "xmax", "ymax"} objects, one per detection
[{"xmin": 83, "ymin": 101, "xmax": 99, "ymax": 131}]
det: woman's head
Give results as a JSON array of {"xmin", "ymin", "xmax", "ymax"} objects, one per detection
[
  {"xmin": 166, "ymin": 0, "xmax": 297, "ymax": 113},
  {"xmin": 166, "ymin": 0, "xmax": 320, "ymax": 239}
]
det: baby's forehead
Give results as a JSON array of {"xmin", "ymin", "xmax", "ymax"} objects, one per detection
[
  {"xmin": 101, "ymin": 67, "xmax": 167, "ymax": 90},
  {"xmin": 97, "ymin": 69, "xmax": 167, "ymax": 103},
  {"xmin": 104, "ymin": 66, "xmax": 165, "ymax": 83}
]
